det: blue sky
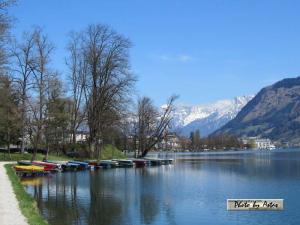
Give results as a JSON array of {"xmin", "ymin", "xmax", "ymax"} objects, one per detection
[{"xmin": 10, "ymin": 0, "xmax": 300, "ymax": 105}]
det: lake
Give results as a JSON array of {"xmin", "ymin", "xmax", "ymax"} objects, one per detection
[{"xmin": 22, "ymin": 149, "xmax": 300, "ymax": 225}]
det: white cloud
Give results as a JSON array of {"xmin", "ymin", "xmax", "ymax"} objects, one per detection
[{"xmin": 156, "ymin": 54, "xmax": 197, "ymax": 63}]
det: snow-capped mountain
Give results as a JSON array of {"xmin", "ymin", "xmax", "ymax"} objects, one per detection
[{"xmin": 171, "ymin": 95, "xmax": 254, "ymax": 137}]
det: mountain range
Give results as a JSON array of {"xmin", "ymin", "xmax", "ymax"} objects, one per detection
[
  {"xmin": 171, "ymin": 95, "xmax": 253, "ymax": 137},
  {"xmin": 214, "ymin": 77, "xmax": 300, "ymax": 144}
]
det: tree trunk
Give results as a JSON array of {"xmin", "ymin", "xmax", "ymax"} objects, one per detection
[
  {"xmin": 45, "ymin": 142, "xmax": 49, "ymax": 160},
  {"xmin": 21, "ymin": 131, "xmax": 25, "ymax": 153},
  {"xmin": 31, "ymin": 132, "xmax": 39, "ymax": 162},
  {"xmin": 89, "ymin": 141, "xmax": 95, "ymax": 159},
  {"xmin": 140, "ymin": 150, "xmax": 147, "ymax": 158},
  {"xmin": 96, "ymin": 142, "xmax": 100, "ymax": 160},
  {"xmin": 20, "ymin": 96, "xmax": 26, "ymax": 154},
  {"xmin": 7, "ymin": 133, "xmax": 11, "ymax": 160},
  {"xmin": 96, "ymin": 140, "xmax": 103, "ymax": 161},
  {"xmin": 72, "ymin": 128, "xmax": 76, "ymax": 151},
  {"xmin": 31, "ymin": 145, "xmax": 37, "ymax": 161}
]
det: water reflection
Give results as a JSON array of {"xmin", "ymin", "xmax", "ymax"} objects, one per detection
[
  {"xmin": 23, "ymin": 149, "xmax": 300, "ymax": 225},
  {"xmin": 21, "ymin": 177, "xmax": 44, "ymax": 186},
  {"xmin": 88, "ymin": 171, "xmax": 122, "ymax": 225}
]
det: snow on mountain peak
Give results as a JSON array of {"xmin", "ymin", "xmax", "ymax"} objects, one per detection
[{"xmin": 169, "ymin": 95, "xmax": 254, "ymax": 136}]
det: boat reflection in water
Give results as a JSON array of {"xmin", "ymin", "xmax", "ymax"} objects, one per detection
[{"xmin": 21, "ymin": 177, "xmax": 44, "ymax": 186}]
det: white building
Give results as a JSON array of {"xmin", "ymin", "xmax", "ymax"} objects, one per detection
[
  {"xmin": 69, "ymin": 132, "xmax": 88, "ymax": 143},
  {"xmin": 159, "ymin": 134, "xmax": 181, "ymax": 150},
  {"xmin": 242, "ymin": 137, "xmax": 276, "ymax": 150},
  {"xmin": 255, "ymin": 138, "xmax": 273, "ymax": 149}
]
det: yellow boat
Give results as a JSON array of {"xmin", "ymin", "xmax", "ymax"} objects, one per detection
[{"xmin": 14, "ymin": 165, "xmax": 44, "ymax": 172}]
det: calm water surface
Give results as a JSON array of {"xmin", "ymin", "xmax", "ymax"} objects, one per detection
[{"xmin": 23, "ymin": 149, "xmax": 300, "ymax": 225}]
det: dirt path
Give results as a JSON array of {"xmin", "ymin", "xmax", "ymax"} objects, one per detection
[{"xmin": 0, "ymin": 162, "xmax": 28, "ymax": 225}]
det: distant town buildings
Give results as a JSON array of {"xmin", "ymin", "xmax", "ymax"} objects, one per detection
[
  {"xmin": 123, "ymin": 133, "xmax": 182, "ymax": 151},
  {"xmin": 241, "ymin": 137, "xmax": 276, "ymax": 150}
]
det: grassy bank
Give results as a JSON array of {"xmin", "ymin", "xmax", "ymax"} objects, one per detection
[
  {"xmin": 101, "ymin": 144, "xmax": 126, "ymax": 159},
  {"xmin": 4, "ymin": 164, "xmax": 48, "ymax": 225},
  {"xmin": 1, "ymin": 144, "xmax": 126, "ymax": 162}
]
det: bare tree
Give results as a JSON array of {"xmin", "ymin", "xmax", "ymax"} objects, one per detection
[
  {"xmin": 30, "ymin": 27, "xmax": 54, "ymax": 161},
  {"xmin": 74, "ymin": 24, "xmax": 136, "ymax": 159},
  {"xmin": 66, "ymin": 32, "xmax": 86, "ymax": 149},
  {"xmin": 10, "ymin": 30, "xmax": 35, "ymax": 153},
  {"xmin": 135, "ymin": 95, "xmax": 178, "ymax": 157},
  {"xmin": 137, "ymin": 97, "xmax": 157, "ymax": 156}
]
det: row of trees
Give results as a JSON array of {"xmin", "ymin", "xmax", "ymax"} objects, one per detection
[
  {"xmin": 0, "ymin": 0, "xmax": 177, "ymax": 160},
  {"xmin": 185, "ymin": 130, "xmax": 242, "ymax": 150}
]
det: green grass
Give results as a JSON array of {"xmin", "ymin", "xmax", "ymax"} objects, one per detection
[
  {"xmin": 4, "ymin": 164, "xmax": 48, "ymax": 225},
  {"xmin": 1, "ymin": 144, "xmax": 126, "ymax": 162},
  {"xmin": 101, "ymin": 144, "xmax": 126, "ymax": 160},
  {"xmin": 0, "ymin": 153, "xmax": 71, "ymax": 162}
]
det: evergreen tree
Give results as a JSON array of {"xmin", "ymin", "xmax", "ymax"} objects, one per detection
[
  {"xmin": 44, "ymin": 77, "xmax": 70, "ymax": 158},
  {"xmin": 189, "ymin": 131, "xmax": 194, "ymax": 150},
  {"xmin": 0, "ymin": 75, "xmax": 21, "ymax": 158},
  {"xmin": 194, "ymin": 129, "xmax": 201, "ymax": 150}
]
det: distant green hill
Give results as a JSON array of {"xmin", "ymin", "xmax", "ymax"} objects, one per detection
[{"xmin": 213, "ymin": 77, "xmax": 300, "ymax": 145}]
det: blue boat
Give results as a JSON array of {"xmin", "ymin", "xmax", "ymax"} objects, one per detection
[{"xmin": 68, "ymin": 161, "xmax": 90, "ymax": 170}]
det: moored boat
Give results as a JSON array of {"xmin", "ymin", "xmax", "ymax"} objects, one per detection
[
  {"xmin": 162, "ymin": 159, "xmax": 173, "ymax": 164},
  {"xmin": 43, "ymin": 160, "xmax": 63, "ymax": 170},
  {"xmin": 61, "ymin": 162, "xmax": 80, "ymax": 171},
  {"xmin": 86, "ymin": 160, "xmax": 99, "ymax": 166},
  {"xmin": 144, "ymin": 158, "xmax": 164, "ymax": 166},
  {"xmin": 32, "ymin": 161, "xmax": 59, "ymax": 172},
  {"xmin": 17, "ymin": 160, "xmax": 32, "ymax": 166},
  {"xmin": 14, "ymin": 165, "xmax": 44, "ymax": 172},
  {"xmin": 131, "ymin": 159, "xmax": 149, "ymax": 167},
  {"xmin": 68, "ymin": 161, "xmax": 90, "ymax": 170},
  {"xmin": 99, "ymin": 160, "xmax": 119, "ymax": 169},
  {"xmin": 112, "ymin": 159, "xmax": 134, "ymax": 167}
]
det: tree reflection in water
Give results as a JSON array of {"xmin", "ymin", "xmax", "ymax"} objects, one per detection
[
  {"xmin": 22, "ymin": 166, "xmax": 177, "ymax": 225},
  {"xmin": 88, "ymin": 171, "xmax": 122, "ymax": 225}
]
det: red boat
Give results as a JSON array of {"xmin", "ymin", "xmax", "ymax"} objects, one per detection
[
  {"xmin": 131, "ymin": 159, "xmax": 148, "ymax": 167},
  {"xmin": 32, "ymin": 161, "xmax": 58, "ymax": 171}
]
